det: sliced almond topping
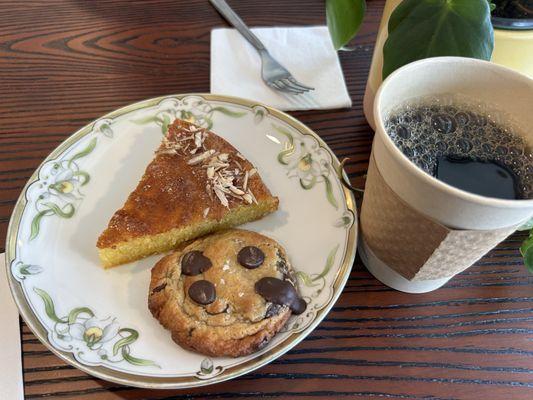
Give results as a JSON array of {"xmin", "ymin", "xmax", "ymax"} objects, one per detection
[
  {"xmin": 213, "ymin": 187, "xmax": 229, "ymax": 208},
  {"xmin": 178, "ymin": 135, "xmax": 194, "ymax": 142},
  {"xmin": 218, "ymin": 153, "xmax": 229, "ymax": 162},
  {"xmin": 248, "ymin": 189, "xmax": 258, "ymax": 204},
  {"xmin": 243, "ymin": 171, "xmax": 249, "ymax": 191},
  {"xmin": 157, "ymin": 149, "xmax": 177, "ymax": 155},
  {"xmin": 212, "ymin": 162, "xmax": 230, "ymax": 169},
  {"xmin": 216, "ymin": 184, "xmax": 231, "ymax": 194},
  {"xmin": 242, "ymin": 193, "xmax": 253, "ymax": 204},
  {"xmin": 236, "ymin": 152, "xmax": 246, "ymax": 160},
  {"xmin": 194, "ymin": 131, "xmax": 203, "ymax": 148},
  {"xmin": 226, "ymin": 191, "xmax": 243, "ymax": 200},
  {"xmin": 249, "ymin": 168, "xmax": 257, "ymax": 177},
  {"xmin": 229, "ymin": 186, "xmax": 245, "ymax": 195},
  {"xmin": 188, "ymin": 149, "xmax": 216, "ymax": 165},
  {"xmin": 203, "ymin": 207, "xmax": 210, "ymax": 218}
]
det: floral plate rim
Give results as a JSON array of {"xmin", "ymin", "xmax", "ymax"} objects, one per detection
[{"xmin": 5, "ymin": 93, "xmax": 357, "ymax": 389}]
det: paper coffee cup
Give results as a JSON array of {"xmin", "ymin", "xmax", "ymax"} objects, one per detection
[{"xmin": 359, "ymin": 57, "xmax": 533, "ymax": 293}]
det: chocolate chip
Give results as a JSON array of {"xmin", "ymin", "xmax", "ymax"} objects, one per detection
[
  {"xmin": 255, "ymin": 277, "xmax": 298, "ymax": 307},
  {"xmin": 181, "ymin": 251, "xmax": 212, "ymax": 276},
  {"xmin": 151, "ymin": 283, "xmax": 166, "ymax": 293},
  {"xmin": 237, "ymin": 246, "xmax": 265, "ymax": 269},
  {"xmin": 188, "ymin": 280, "xmax": 216, "ymax": 305},
  {"xmin": 290, "ymin": 298, "xmax": 307, "ymax": 315}
]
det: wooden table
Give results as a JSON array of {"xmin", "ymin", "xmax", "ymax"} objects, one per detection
[{"xmin": 1, "ymin": 1, "xmax": 532, "ymax": 399}]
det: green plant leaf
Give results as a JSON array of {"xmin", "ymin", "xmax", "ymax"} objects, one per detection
[
  {"xmin": 313, "ymin": 245, "xmax": 339, "ymax": 281},
  {"xmin": 326, "ymin": 0, "xmax": 366, "ymax": 50},
  {"xmin": 30, "ymin": 210, "xmax": 53, "ymax": 240},
  {"xmin": 382, "ymin": 0, "xmax": 494, "ymax": 79},
  {"xmin": 68, "ymin": 137, "xmax": 97, "ymax": 168},
  {"xmin": 113, "ymin": 328, "xmax": 139, "ymax": 356},
  {"xmin": 33, "ymin": 288, "xmax": 67, "ymax": 324},
  {"xmin": 67, "ymin": 307, "xmax": 94, "ymax": 325},
  {"xmin": 323, "ymin": 175, "xmax": 338, "ymax": 209},
  {"xmin": 520, "ymin": 230, "xmax": 533, "ymax": 273},
  {"xmin": 43, "ymin": 202, "xmax": 75, "ymax": 218},
  {"xmin": 212, "ymin": 106, "xmax": 247, "ymax": 118}
]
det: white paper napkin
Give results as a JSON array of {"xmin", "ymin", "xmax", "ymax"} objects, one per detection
[
  {"xmin": 211, "ymin": 26, "xmax": 352, "ymax": 111},
  {"xmin": 0, "ymin": 254, "xmax": 24, "ymax": 400}
]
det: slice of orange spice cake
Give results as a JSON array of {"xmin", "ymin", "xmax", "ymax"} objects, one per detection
[{"xmin": 97, "ymin": 119, "xmax": 279, "ymax": 268}]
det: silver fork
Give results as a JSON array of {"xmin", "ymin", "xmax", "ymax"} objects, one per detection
[{"xmin": 209, "ymin": 0, "xmax": 314, "ymax": 95}]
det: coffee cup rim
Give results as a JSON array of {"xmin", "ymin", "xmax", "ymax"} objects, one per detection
[{"xmin": 374, "ymin": 56, "xmax": 533, "ymax": 209}]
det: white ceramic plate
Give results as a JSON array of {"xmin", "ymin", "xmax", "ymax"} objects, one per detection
[{"xmin": 6, "ymin": 94, "xmax": 357, "ymax": 388}]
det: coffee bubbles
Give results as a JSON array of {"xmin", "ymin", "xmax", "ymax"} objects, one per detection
[{"xmin": 385, "ymin": 97, "xmax": 533, "ymax": 200}]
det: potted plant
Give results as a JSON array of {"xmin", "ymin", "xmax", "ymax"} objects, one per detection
[
  {"xmin": 491, "ymin": 0, "xmax": 533, "ymax": 76},
  {"xmin": 325, "ymin": 0, "xmax": 533, "ymax": 272}
]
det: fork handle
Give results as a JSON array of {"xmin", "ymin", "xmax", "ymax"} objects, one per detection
[{"xmin": 209, "ymin": 0, "xmax": 266, "ymax": 51}]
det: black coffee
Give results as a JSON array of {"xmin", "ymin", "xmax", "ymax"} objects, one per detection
[{"xmin": 385, "ymin": 101, "xmax": 533, "ymax": 200}]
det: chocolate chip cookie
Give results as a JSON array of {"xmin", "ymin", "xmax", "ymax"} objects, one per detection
[{"xmin": 148, "ymin": 229, "xmax": 306, "ymax": 357}]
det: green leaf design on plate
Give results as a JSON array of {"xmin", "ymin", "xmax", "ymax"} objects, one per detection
[
  {"xmin": 113, "ymin": 328, "xmax": 139, "ymax": 356},
  {"xmin": 295, "ymin": 271, "xmax": 320, "ymax": 287},
  {"xmin": 33, "ymin": 288, "xmax": 67, "ymax": 324},
  {"xmin": 326, "ymin": 0, "xmax": 366, "ymax": 50},
  {"xmin": 68, "ymin": 307, "xmax": 94, "ymax": 325},
  {"xmin": 99, "ymin": 122, "xmax": 113, "ymax": 137},
  {"xmin": 295, "ymin": 243, "xmax": 339, "ymax": 304},
  {"xmin": 19, "ymin": 265, "xmax": 31, "ymax": 275},
  {"xmin": 121, "ymin": 347, "xmax": 159, "ymax": 367},
  {"xmin": 323, "ymin": 175, "xmax": 338, "ymax": 209},
  {"xmin": 161, "ymin": 114, "xmax": 171, "ymax": 134},
  {"xmin": 274, "ymin": 125, "xmax": 295, "ymax": 165},
  {"xmin": 44, "ymin": 202, "xmax": 75, "ymax": 218},
  {"xmin": 200, "ymin": 358, "xmax": 214, "ymax": 374},
  {"xmin": 33, "ymin": 288, "xmax": 159, "ymax": 369},
  {"xmin": 30, "ymin": 210, "xmax": 53, "ymax": 240},
  {"xmin": 382, "ymin": 0, "xmax": 494, "ymax": 79},
  {"xmin": 212, "ymin": 106, "xmax": 247, "ymax": 118},
  {"xmin": 72, "ymin": 171, "xmax": 90, "ymax": 186},
  {"xmin": 68, "ymin": 137, "xmax": 97, "ymax": 168},
  {"xmin": 17, "ymin": 262, "xmax": 43, "ymax": 278},
  {"xmin": 313, "ymin": 244, "xmax": 339, "ymax": 281},
  {"xmin": 180, "ymin": 110, "xmax": 194, "ymax": 121},
  {"xmin": 132, "ymin": 115, "xmax": 159, "ymax": 125},
  {"xmin": 300, "ymin": 176, "xmax": 317, "ymax": 190}
]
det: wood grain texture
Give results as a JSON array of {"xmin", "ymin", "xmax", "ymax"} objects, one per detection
[{"xmin": 1, "ymin": 0, "xmax": 532, "ymax": 399}]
